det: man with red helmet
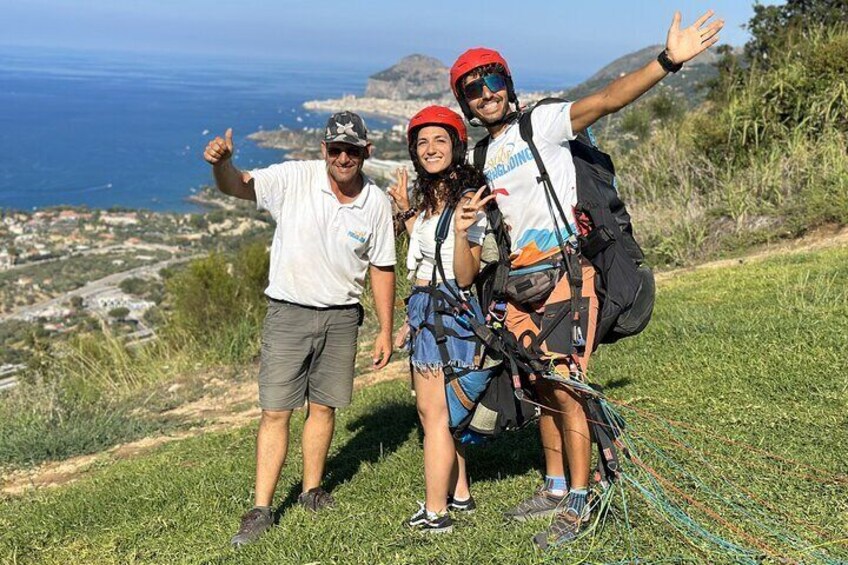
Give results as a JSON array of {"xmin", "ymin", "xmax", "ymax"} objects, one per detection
[{"xmin": 450, "ymin": 11, "xmax": 723, "ymax": 547}]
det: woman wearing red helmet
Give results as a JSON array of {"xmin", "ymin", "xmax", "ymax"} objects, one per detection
[{"xmin": 387, "ymin": 105, "xmax": 495, "ymax": 534}]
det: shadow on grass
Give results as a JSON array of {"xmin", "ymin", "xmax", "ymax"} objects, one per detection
[
  {"xmin": 602, "ymin": 377, "xmax": 632, "ymax": 391},
  {"xmin": 277, "ymin": 402, "xmax": 419, "ymax": 515},
  {"xmin": 464, "ymin": 424, "xmax": 543, "ymax": 484}
]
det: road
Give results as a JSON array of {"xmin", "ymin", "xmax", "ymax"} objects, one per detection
[
  {"xmin": 1, "ymin": 243, "xmax": 183, "ymax": 274},
  {"xmin": 0, "ymin": 254, "xmax": 199, "ymax": 324},
  {"xmin": 0, "ymin": 376, "xmax": 18, "ymax": 392}
]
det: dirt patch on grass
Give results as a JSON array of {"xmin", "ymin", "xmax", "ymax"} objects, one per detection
[
  {"xmin": 1, "ymin": 359, "xmax": 410, "ymax": 497},
  {"xmin": 655, "ymin": 225, "xmax": 848, "ymax": 282}
]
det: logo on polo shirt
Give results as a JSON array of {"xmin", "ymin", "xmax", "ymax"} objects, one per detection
[{"xmin": 347, "ymin": 229, "xmax": 368, "ymax": 243}]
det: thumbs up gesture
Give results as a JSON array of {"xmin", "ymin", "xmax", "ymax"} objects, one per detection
[{"xmin": 203, "ymin": 128, "xmax": 234, "ymax": 165}]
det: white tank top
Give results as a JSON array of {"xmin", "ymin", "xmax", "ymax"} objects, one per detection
[{"xmin": 406, "ymin": 206, "xmax": 487, "ymax": 282}]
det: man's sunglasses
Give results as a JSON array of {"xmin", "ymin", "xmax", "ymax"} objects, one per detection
[
  {"xmin": 327, "ymin": 144, "xmax": 366, "ymax": 159},
  {"xmin": 463, "ymin": 73, "xmax": 508, "ymax": 100}
]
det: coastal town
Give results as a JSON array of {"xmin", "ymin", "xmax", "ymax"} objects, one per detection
[{"xmin": 0, "ymin": 192, "xmax": 273, "ymax": 378}]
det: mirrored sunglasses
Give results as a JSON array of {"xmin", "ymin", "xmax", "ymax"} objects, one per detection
[{"xmin": 463, "ymin": 73, "xmax": 507, "ymax": 100}]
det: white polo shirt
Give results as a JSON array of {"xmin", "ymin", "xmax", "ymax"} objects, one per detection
[{"xmin": 250, "ymin": 160, "xmax": 396, "ymax": 308}]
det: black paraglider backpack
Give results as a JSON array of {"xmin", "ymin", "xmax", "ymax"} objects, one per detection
[{"xmin": 472, "ymin": 97, "xmax": 655, "ymax": 346}]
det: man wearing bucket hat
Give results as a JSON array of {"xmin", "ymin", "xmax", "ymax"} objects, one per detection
[{"xmin": 204, "ymin": 111, "xmax": 397, "ymax": 546}]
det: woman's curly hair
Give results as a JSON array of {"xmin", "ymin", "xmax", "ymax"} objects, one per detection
[{"xmin": 407, "ymin": 125, "xmax": 489, "ymax": 216}]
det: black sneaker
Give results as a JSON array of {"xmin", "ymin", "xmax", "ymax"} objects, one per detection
[
  {"xmin": 447, "ymin": 494, "xmax": 476, "ymax": 513},
  {"xmin": 407, "ymin": 503, "xmax": 453, "ymax": 534},
  {"xmin": 503, "ymin": 487, "xmax": 565, "ymax": 522},
  {"xmin": 230, "ymin": 507, "xmax": 273, "ymax": 547},
  {"xmin": 298, "ymin": 487, "xmax": 335, "ymax": 512}
]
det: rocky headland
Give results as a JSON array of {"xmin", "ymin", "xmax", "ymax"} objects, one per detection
[
  {"xmin": 303, "ymin": 54, "xmax": 462, "ymax": 122},
  {"xmin": 365, "ymin": 54, "xmax": 450, "ymax": 100}
]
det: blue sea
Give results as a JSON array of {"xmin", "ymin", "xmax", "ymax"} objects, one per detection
[
  {"xmin": 0, "ymin": 47, "xmax": 393, "ymax": 213},
  {"xmin": 0, "ymin": 46, "xmax": 573, "ymax": 213}
]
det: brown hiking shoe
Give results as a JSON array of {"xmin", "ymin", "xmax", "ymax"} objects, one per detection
[
  {"xmin": 230, "ymin": 507, "xmax": 273, "ymax": 547},
  {"xmin": 533, "ymin": 490, "xmax": 593, "ymax": 549},
  {"xmin": 503, "ymin": 487, "xmax": 565, "ymax": 522},
  {"xmin": 298, "ymin": 487, "xmax": 335, "ymax": 512},
  {"xmin": 533, "ymin": 509, "xmax": 587, "ymax": 549}
]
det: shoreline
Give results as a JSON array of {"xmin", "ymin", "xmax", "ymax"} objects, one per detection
[
  {"xmin": 303, "ymin": 95, "xmax": 460, "ymax": 123},
  {"xmin": 301, "ymin": 91, "xmax": 553, "ymax": 124}
]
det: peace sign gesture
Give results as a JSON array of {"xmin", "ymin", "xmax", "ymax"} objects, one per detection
[
  {"xmin": 665, "ymin": 10, "xmax": 724, "ymax": 66},
  {"xmin": 455, "ymin": 186, "xmax": 495, "ymax": 234},
  {"xmin": 386, "ymin": 167, "xmax": 411, "ymax": 213}
]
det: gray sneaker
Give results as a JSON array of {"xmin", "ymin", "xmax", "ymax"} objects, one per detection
[
  {"xmin": 533, "ymin": 510, "xmax": 585, "ymax": 549},
  {"xmin": 298, "ymin": 487, "xmax": 335, "ymax": 512},
  {"xmin": 503, "ymin": 488, "xmax": 565, "ymax": 522},
  {"xmin": 532, "ymin": 491, "xmax": 594, "ymax": 549},
  {"xmin": 230, "ymin": 507, "xmax": 273, "ymax": 547}
]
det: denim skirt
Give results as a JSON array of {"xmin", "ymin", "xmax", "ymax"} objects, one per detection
[{"xmin": 406, "ymin": 281, "xmax": 485, "ymax": 372}]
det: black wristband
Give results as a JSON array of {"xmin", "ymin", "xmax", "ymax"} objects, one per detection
[
  {"xmin": 657, "ymin": 49, "xmax": 683, "ymax": 74},
  {"xmin": 396, "ymin": 207, "xmax": 418, "ymax": 222}
]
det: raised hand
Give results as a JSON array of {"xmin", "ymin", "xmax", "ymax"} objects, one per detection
[
  {"xmin": 455, "ymin": 186, "xmax": 496, "ymax": 234},
  {"xmin": 203, "ymin": 128, "xmax": 234, "ymax": 165},
  {"xmin": 386, "ymin": 167, "xmax": 410, "ymax": 212},
  {"xmin": 665, "ymin": 10, "xmax": 724, "ymax": 65}
]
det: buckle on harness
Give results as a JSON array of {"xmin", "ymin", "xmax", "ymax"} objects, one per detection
[
  {"xmin": 487, "ymin": 301, "xmax": 507, "ymax": 327},
  {"xmin": 572, "ymin": 324, "xmax": 586, "ymax": 348}
]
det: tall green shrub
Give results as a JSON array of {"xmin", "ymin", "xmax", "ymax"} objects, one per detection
[{"xmin": 618, "ymin": 25, "xmax": 848, "ymax": 266}]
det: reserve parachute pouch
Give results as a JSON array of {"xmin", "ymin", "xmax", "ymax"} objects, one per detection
[
  {"xmin": 455, "ymin": 363, "xmax": 536, "ymax": 444},
  {"xmin": 505, "ymin": 262, "xmax": 562, "ymax": 305}
]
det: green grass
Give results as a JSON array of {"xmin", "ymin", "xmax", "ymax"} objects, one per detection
[{"xmin": 1, "ymin": 246, "xmax": 846, "ymax": 564}]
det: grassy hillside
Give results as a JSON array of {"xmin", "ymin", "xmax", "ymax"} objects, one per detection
[
  {"xmin": 615, "ymin": 24, "xmax": 848, "ymax": 267},
  {"xmin": 2, "ymin": 244, "xmax": 845, "ymax": 564},
  {"xmin": 561, "ymin": 43, "xmax": 722, "ymax": 107}
]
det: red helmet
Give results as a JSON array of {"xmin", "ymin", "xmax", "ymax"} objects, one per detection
[
  {"xmin": 450, "ymin": 47, "xmax": 517, "ymax": 122},
  {"xmin": 449, "ymin": 47, "xmax": 512, "ymax": 99},
  {"xmin": 406, "ymin": 105, "xmax": 467, "ymax": 144}
]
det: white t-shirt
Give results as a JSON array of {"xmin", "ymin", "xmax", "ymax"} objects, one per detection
[
  {"xmin": 473, "ymin": 101, "xmax": 578, "ymax": 268},
  {"xmin": 251, "ymin": 160, "xmax": 396, "ymax": 307},
  {"xmin": 407, "ymin": 207, "xmax": 487, "ymax": 282}
]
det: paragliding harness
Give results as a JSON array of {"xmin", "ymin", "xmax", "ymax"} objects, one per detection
[
  {"xmin": 423, "ymin": 199, "xmax": 625, "ymax": 484},
  {"xmin": 460, "ymin": 97, "xmax": 655, "ymax": 483},
  {"xmin": 471, "ymin": 97, "xmax": 656, "ymax": 347},
  {"xmin": 408, "ymin": 196, "xmax": 535, "ymax": 445}
]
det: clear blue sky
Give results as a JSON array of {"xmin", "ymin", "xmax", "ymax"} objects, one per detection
[{"xmin": 0, "ymin": 0, "xmax": 778, "ymax": 84}]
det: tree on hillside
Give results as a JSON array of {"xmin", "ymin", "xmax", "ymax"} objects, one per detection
[
  {"xmin": 108, "ymin": 307, "xmax": 130, "ymax": 320},
  {"xmin": 745, "ymin": 0, "xmax": 848, "ymax": 62},
  {"xmin": 119, "ymin": 277, "xmax": 148, "ymax": 297}
]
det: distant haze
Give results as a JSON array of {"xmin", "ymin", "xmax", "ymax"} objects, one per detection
[{"xmin": 0, "ymin": 0, "xmax": 778, "ymax": 86}]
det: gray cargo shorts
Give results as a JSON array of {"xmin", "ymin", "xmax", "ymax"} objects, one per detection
[{"xmin": 258, "ymin": 299, "xmax": 362, "ymax": 411}]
